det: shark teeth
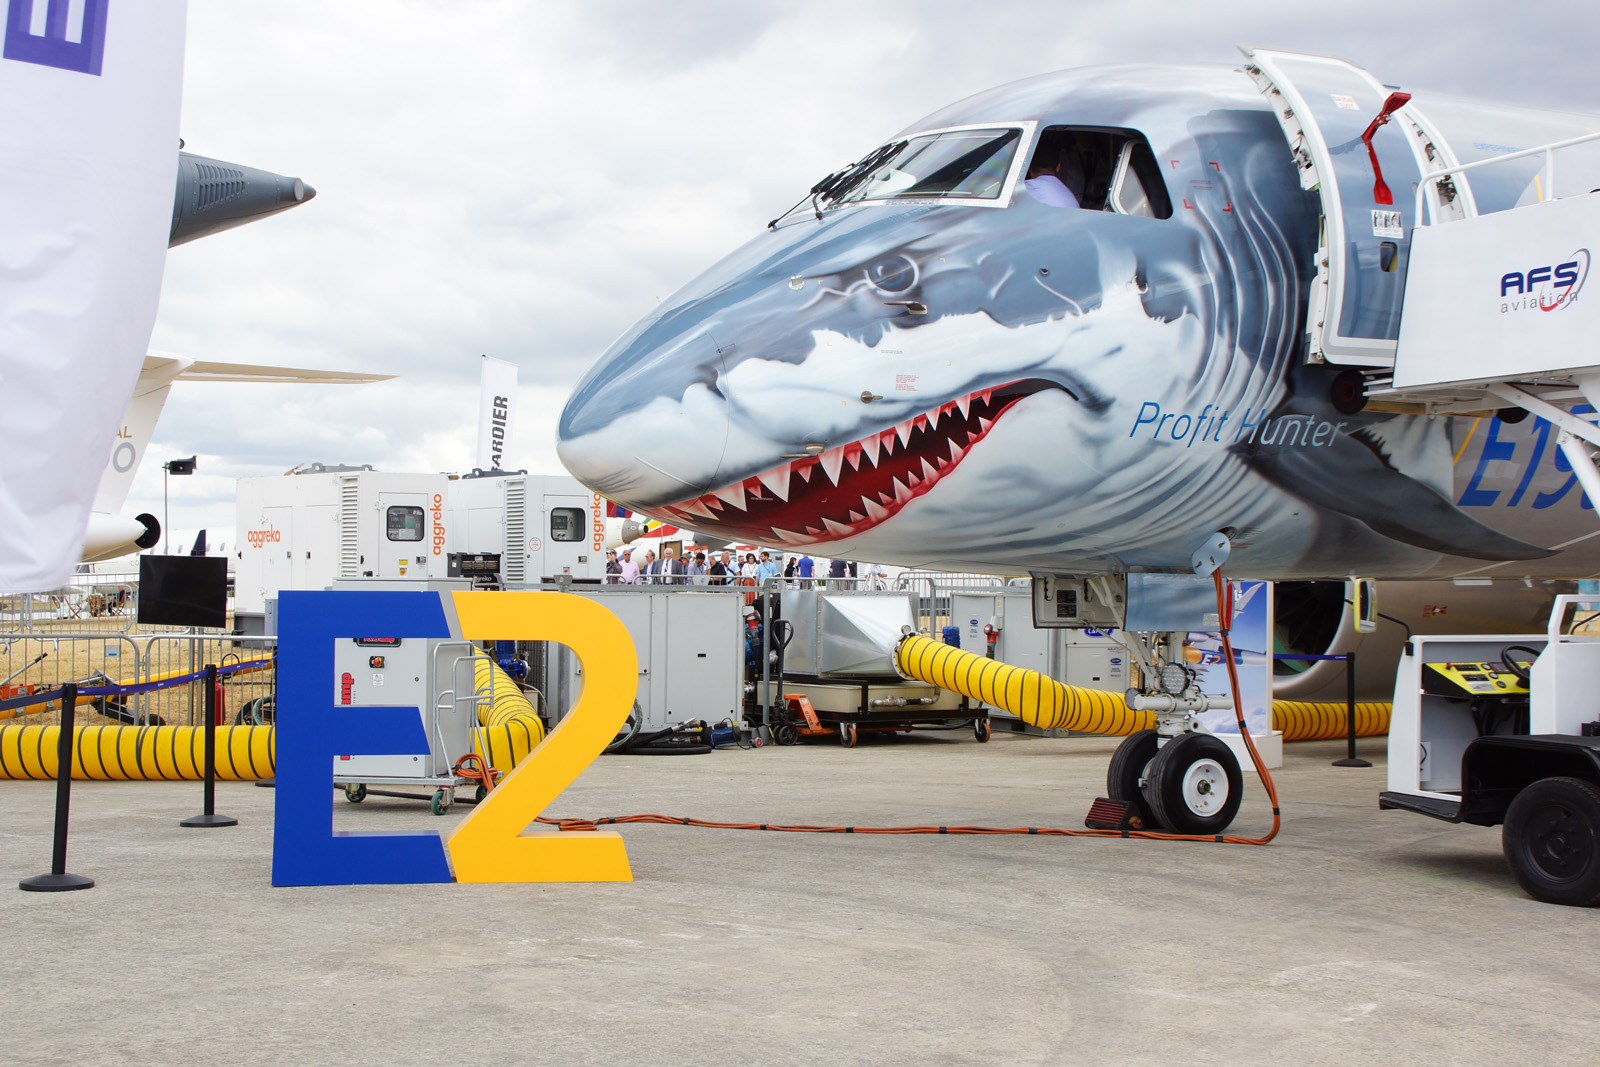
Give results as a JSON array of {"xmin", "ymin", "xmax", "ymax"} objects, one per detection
[
  {"xmin": 711, "ymin": 482, "xmax": 747, "ymax": 511},
  {"xmin": 920, "ymin": 457, "xmax": 939, "ymax": 482},
  {"xmin": 862, "ymin": 496, "xmax": 890, "ymax": 522},
  {"xmin": 844, "ymin": 443, "xmax": 862, "ymax": 471},
  {"xmin": 977, "ymin": 415, "xmax": 993, "ymax": 434},
  {"xmin": 755, "ymin": 466, "xmax": 790, "ymax": 502},
  {"xmin": 847, "ymin": 510, "xmax": 865, "ymax": 524},
  {"xmin": 771, "ymin": 527, "xmax": 808, "ymax": 545},
  {"xmin": 822, "ymin": 517, "xmax": 854, "ymax": 538},
  {"xmin": 956, "ymin": 393, "xmax": 971, "ymax": 418},
  {"xmin": 794, "ymin": 461, "xmax": 813, "ymax": 483},
  {"xmin": 682, "ymin": 499, "xmax": 718, "ymax": 521},
  {"xmin": 892, "ymin": 477, "xmax": 912, "ymax": 504},
  {"xmin": 819, "ymin": 447, "xmax": 845, "ymax": 485},
  {"xmin": 860, "ymin": 434, "xmax": 880, "ymax": 467},
  {"xmin": 881, "ymin": 430, "xmax": 897, "ymax": 455},
  {"xmin": 896, "ymin": 420, "xmax": 913, "ymax": 448}
]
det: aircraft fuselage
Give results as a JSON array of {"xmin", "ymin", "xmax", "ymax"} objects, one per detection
[{"xmin": 557, "ymin": 64, "xmax": 1600, "ymax": 581}]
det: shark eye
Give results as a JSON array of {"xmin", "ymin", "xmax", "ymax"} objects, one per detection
[{"xmin": 867, "ymin": 255, "xmax": 917, "ymax": 293}]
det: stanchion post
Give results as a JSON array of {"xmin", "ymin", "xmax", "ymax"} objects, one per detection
[
  {"xmin": 181, "ymin": 665, "xmax": 238, "ymax": 827},
  {"xmin": 20, "ymin": 684, "xmax": 94, "ymax": 892},
  {"xmin": 1332, "ymin": 649, "xmax": 1372, "ymax": 767}
]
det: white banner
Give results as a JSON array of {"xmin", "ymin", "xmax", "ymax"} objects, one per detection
[
  {"xmin": 475, "ymin": 355, "xmax": 518, "ymax": 471},
  {"xmin": 0, "ymin": 0, "xmax": 188, "ymax": 593}
]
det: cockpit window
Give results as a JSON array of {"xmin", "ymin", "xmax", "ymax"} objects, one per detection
[
  {"xmin": 1023, "ymin": 127, "xmax": 1172, "ymax": 219},
  {"xmin": 827, "ymin": 127, "xmax": 1022, "ymax": 205}
]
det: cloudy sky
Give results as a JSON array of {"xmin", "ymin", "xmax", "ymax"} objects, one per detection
[{"xmin": 133, "ymin": 0, "xmax": 1600, "ymax": 554}]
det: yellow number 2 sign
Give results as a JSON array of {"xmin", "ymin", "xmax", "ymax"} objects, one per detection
[{"xmin": 447, "ymin": 591, "xmax": 637, "ymax": 883}]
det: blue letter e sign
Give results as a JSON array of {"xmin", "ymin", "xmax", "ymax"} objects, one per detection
[
  {"xmin": 271, "ymin": 591, "xmax": 454, "ymax": 887},
  {"xmin": 4, "ymin": 0, "xmax": 110, "ymax": 76}
]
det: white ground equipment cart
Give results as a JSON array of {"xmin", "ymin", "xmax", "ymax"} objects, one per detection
[{"xmin": 1359, "ymin": 119, "xmax": 1600, "ymax": 905}]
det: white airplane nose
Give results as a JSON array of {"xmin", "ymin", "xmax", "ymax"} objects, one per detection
[{"xmin": 557, "ymin": 331, "xmax": 731, "ymax": 510}]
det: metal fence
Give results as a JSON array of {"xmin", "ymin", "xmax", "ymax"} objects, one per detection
[{"xmin": 1, "ymin": 631, "xmax": 275, "ymax": 729}]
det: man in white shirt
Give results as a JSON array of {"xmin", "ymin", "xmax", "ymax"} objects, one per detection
[
  {"xmin": 1022, "ymin": 141, "xmax": 1083, "ymax": 209},
  {"xmin": 618, "ymin": 548, "xmax": 640, "ymax": 584}
]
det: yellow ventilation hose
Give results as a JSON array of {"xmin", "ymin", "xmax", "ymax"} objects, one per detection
[
  {"xmin": 0, "ymin": 657, "xmax": 545, "ymax": 782},
  {"xmin": 470, "ymin": 658, "xmax": 546, "ymax": 774},
  {"xmin": 896, "ymin": 633, "xmax": 1156, "ymax": 734},
  {"xmin": 896, "ymin": 632, "xmax": 1391, "ymax": 741},
  {"xmin": 1272, "ymin": 699, "xmax": 1391, "ymax": 740},
  {"xmin": 0, "ymin": 724, "xmax": 275, "ymax": 781}
]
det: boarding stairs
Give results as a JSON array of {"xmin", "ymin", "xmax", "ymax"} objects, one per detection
[{"xmin": 1362, "ymin": 130, "xmax": 1600, "ymax": 513}]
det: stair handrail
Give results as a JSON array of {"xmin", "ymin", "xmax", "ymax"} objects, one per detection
[{"xmin": 1415, "ymin": 129, "xmax": 1600, "ymax": 227}]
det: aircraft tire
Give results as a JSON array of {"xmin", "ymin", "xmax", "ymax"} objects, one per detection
[
  {"xmin": 1503, "ymin": 777, "xmax": 1600, "ymax": 907},
  {"xmin": 1107, "ymin": 729, "xmax": 1162, "ymax": 830},
  {"xmin": 1142, "ymin": 733, "xmax": 1242, "ymax": 836}
]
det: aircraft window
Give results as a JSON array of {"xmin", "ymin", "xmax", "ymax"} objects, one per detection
[
  {"xmin": 828, "ymin": 127, "xmax": 1021, "ymax": 205},
  {"xmin": 549, "ymin": 507, "xmax": 585, "ymax": 542},
  {"xmin": 386, "ymin": 506, "xmax": 424, "ymax": 542},
  {"xmin": 1025, "ymin": 127, "xmax": 1171, "ymax": 219}
]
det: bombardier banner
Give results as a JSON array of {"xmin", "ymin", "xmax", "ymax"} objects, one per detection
[
  {"xmin": 0, "ymin": 0, "xmax": 188, "ymax": 592},
  {"xmin": 475, "ymin": 355, "xmax": 518, "ymax": 473}
]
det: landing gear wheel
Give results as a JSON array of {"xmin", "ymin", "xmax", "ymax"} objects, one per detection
[
  {"xmin": 430, "ymin": 788, "xmax": 452, "ymax": 816},
  {"xmin": 974, "ymin": 718, "xmax": 992, "ymax": 743},
  {"xmin": 774, "ymin": 723, "xmax": 799, "ymax": 746},
  {"xmin": 1106, "ymin": 729, "xmax": 1162, "ymax": 830},
  {"xmin": 1502, "ymin": 776, "xmax": 1600, "ymax": 906},
  {"xmin": 839, "ymin": 722, "xmax": 858, "ymax": 748},
  {"xmin": 343, "ymin": 783, "xmax": 367, "ymax": 804},
  {"xmin": 1142, "ymin": 733, "xmax": 1243, "ymax": 836}
]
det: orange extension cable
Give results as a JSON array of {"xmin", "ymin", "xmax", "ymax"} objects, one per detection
[{"xmin": 540, "ymin": 571, "xmax": 1281, "ymax": 846}]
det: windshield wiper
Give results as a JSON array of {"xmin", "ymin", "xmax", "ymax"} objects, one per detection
[{"xmin": 767, "ymin": 140, "xmax": 909, "ymax": 229}]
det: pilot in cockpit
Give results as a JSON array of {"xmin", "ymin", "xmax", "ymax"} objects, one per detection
[{"xmin": 1021, "ymin": 136, "xmax": 1085, "ymax": 208}]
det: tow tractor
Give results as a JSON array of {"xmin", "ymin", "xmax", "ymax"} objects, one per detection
[{"xmin": 1379, "ymin": 596, "xmax": 1600, "ymax": 905}]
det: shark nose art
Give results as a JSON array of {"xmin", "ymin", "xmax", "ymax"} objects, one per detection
[{"xmin": 650, "ymin": 379, "xmax": 1056, "ymax": 546}]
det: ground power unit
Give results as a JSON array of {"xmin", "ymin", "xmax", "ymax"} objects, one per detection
[
  {"xmin": 235, "ymin": 468, "xmax": 614, "ymax": 632},
  {"xmin": 445, "ymin": 471, "xmax": 609, "ymax": 584},
  {"xmin": 235, "ymin": 467, "xmax": 451, "ymax": 632}
]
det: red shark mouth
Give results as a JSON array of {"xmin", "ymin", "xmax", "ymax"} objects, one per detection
[{"xmin": 651, "ymin": 379, "xmax": 1054, "ymax": 545}]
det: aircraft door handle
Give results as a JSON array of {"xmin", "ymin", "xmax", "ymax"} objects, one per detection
[{"xmin": 860, "ymin": 391, "xmax": 883, "ymax": 404}]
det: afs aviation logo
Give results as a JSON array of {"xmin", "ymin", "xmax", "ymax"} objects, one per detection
[{"xmin": 1499, "ymin": 248, "xmax": 1589, "ymax": 313}]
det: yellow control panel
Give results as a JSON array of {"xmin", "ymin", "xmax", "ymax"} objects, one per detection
[{"xmin": 1424, "ymin": 661, "xmax": 1529, "ymax": 696}]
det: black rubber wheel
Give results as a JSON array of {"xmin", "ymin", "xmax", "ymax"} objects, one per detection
[
  {"xmin": 1142, "ymin": 732, "xmax": 1243, "ymax": 836},
  {"xmin": 1329, "ymin": 368, "xmax": 1368, "ymax": 415},
  {"xmin": 474, "ymin": 784, "xmax": 488, "ymax": 804},
  {"xmin": 430, "ymin": 789, "xmax": 451, "ymax": 816},
  {"xmin": 1502, "ymin": 776, "xmax": 1600, "ymax": 907},
  {"xmin": 974, "ymin": 718, "xmax": 992, "ymax": 743},
  {"xmin": 839, "ymin": 722, "xmax": 858, "ymax": 748},
  {"xmin": 343, "ymin": 783, "xmax": 367, "ymax": 804},
  {"xmin": 1106, "ymin": 729, "xmax": 1162, "ymax": 830},
  {"xmin": 774, "ymin": 723, "xmax": 799, "ymax": 746}
]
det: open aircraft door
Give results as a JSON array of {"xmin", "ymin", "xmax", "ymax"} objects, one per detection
[{"xmin": 1239, "ymin": 47, "xmax": 1476, "ymax": 368}]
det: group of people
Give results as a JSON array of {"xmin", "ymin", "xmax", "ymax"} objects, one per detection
[{"xmin": 604, "ymin": 546, "xmax": 888, "ymax": 588}]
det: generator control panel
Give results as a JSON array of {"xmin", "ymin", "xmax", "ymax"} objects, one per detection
[{"xmin": 1422, "ymin": 661, "xmax": 1529, "ymax": 697}]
